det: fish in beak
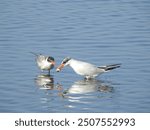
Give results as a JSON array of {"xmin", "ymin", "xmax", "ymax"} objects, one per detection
[{"xmin": 56, "ymin": 63, "xmax": 65, "ymax": 72}]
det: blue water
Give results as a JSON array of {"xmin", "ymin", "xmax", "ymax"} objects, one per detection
[{"xmin": 0, "ymin": 0, "xmax": 150, "ymax": 112}]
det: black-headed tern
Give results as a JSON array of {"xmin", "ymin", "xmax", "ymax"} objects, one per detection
[{"xmin": 56, "ymin": 57, "xmax": 121, "ymax": 79}]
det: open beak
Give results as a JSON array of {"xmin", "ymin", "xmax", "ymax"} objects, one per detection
[{"xmin": 56, "ymin": 64, "xmax": 64, "ymax": 72}]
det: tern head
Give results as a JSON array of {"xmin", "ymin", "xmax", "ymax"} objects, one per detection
[
  {"xmin": 56, "ymin": 57, "xmax": 71, "ymax": 72},
  {"xmin": 47, "ymin": 56, "xmax": 55, "ymax": 66}
]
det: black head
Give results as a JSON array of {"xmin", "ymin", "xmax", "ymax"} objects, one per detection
[
  {"xmin": 62, "ymin": 57, "xmax": 71, "ymax": 64},
  {"xmin": 47, "ymin": 56, "xmax": 55, "ymax": 62}
]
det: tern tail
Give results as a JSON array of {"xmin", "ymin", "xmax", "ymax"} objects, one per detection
[
  {"xmin": 98, "ymin": 64, "xmax": 121, "ymax": 71},
  {"xmin": 29, "ymin": 52, "xmax": 39, "ymax": 57}
]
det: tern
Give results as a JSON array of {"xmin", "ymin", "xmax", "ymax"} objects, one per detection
[
  {"xmin": 56, "ymin": 57, "xmax": 121, "ymax": 79},
  {"xmin": 31, "ymin": 52, "xmax": 55, "ymax": 74}
]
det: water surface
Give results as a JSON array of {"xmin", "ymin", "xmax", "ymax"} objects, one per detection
[{"xmin": 0, "ymin": 0, "xmax": 150, "ymax": 112}]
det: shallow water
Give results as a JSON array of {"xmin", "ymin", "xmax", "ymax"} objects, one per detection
[{"xmin": 0, "ymin": 0, "xmax": 150, "ymax": 112}]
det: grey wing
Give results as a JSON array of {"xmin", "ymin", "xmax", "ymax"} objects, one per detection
[
  {"xmin": 98, "ymin": 64, "xmax": 121, "ymax": 71},
  {"xmin": 36, "ymin": 55, "xmax": 47, "ymax": 66},
  {"xmin": 37, "ymin": 55, "xmax": 46, "ymax": 62}
]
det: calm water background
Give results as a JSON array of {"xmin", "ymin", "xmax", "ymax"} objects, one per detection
[{"xmin": 0, "ymin": 0, "xmax": 150, "ymax": 112}]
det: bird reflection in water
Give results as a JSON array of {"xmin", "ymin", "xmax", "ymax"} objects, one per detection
[
  {"xmin": 35, "ymin": 74, "xmax": 63, "ymax": 91},
  {"xmin": 59, "ymin": 79, "xmax": 114, "ymax": 109},
  {"xmin": 62, "ymin": 79, "xmax": 113, "ymax": 95},
  {"xmin": 35, "ymin": 74, "xmax": 54, "ymax": 90}
]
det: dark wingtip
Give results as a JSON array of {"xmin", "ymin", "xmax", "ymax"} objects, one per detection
[
  {"xmin": 105, "ymin": 64, "xmax": 121, "ymax": 71},
  {"xmin": 29, "ymin": 52, "xmax": 38, "ymax": 56},
  {"xmin": 98, "ymin": 64, "xmax": 121, "ymax": 71}
]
